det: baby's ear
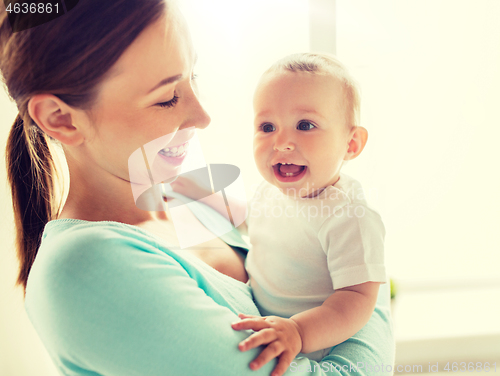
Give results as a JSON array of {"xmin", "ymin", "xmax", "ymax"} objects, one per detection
[{"xmin": 344, "ymin": 126, "xmax": 368, "ymax": 161}]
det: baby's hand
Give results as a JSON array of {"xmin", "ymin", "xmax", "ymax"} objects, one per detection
[
  {"xmin": 231, "ymin": 313, "xmax": 303, "ymax": 376},
  {"xmin": 170, "ymin": 176, "xmax": 212, "ymax": 201}
]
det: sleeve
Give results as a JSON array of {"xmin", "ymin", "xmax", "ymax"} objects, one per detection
[
  {"xmin": 26, "ymin": 226, "xmax": 393, "ymax": 376},
  {"xmin": 318, "ymin": 205, "xmax": 387, "ymax": 290}
]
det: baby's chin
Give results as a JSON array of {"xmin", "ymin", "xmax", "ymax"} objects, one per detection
[{"xmin": 267, "ymin": 180, "xmax": 318, "ymax": 199}]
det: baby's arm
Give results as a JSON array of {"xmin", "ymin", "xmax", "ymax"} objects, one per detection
[
  {"xmin": 291, "ymin": 281, "xmax": 380, "ymax": 353},
  {"xmin": 170, "ymin": 176, "xmax": 248, "ymax": 233},
  {"xmin": 232, "ymin": 281, "xmax": 380, "ymax": 376}
]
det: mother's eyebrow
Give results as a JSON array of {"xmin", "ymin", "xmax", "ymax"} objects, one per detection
[{"xmin": 147, "ymin": 74, "xmax": 183, "ymax": 94}]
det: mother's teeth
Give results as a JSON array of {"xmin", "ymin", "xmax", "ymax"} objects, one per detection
[{"xmin": 158, "ymin": 141, "xmax": 189, "ymax": 158}]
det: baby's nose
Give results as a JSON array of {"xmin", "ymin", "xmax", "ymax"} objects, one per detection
[
  {"xmin": 273, "ymin": 134, "xmax": 295, "ymax": 152},
  {"xmin": 274, "ymin": 143, "xmax": 295, "ymax": 152}
]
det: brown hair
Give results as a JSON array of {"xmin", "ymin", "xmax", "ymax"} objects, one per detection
[
  {"xmin": 264, "ymin": 52, "xmax": 361, "ymax": 129},
  {"xmin": 1, "ymin": 0, "xmax": 167, "ymax": 293}
]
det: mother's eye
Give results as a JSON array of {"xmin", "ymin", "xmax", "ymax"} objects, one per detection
[
  {"xmin": 157, "ymin": 94, "xmax": 179, "ymax": 108},
  {"xmin": 297, "ymin": 121, "xmax": 316, "ymax": 131},
  {"xmin": 260, "ymin": 123, "xmax": 276, "ymax": 133}
]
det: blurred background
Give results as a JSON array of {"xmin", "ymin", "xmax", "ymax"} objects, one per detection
[{"xmin": 1, "ymin": 0, "xmax": 499, "ymax": 375}]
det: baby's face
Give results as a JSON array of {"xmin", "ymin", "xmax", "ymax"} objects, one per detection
[{"xmin": 253, "ymin": 71, "xmax": 352, "ymax": 198}]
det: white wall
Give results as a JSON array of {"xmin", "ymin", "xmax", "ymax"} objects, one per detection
[
  {"xmin": 334, "ymin": 0, "xmax": 500, "ymax": 352},
  {"xmin": 335, "ymin": 0, "xmax": 500, "ymax": 283}
]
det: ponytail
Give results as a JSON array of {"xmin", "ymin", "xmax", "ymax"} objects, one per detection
[{"xmin": 5, "ymin": 113, "xmax": 60, "ymax": 294}]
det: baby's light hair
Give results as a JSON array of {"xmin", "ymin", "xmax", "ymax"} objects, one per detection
[{"xmin": 264, "ymin": 52, "xmax": 361, "ymax": 129}]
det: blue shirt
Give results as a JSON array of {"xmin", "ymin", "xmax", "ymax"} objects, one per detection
[{"xmin": 25, "ymin": 195, "xmax": 394, "ymax": 375}]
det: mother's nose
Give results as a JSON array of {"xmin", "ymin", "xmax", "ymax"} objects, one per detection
[{"xmin": 184, "ymin": 88, "xmax": 211, "ymax": 130}]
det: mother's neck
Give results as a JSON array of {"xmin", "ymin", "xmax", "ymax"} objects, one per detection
[{"xmin": 58, "ymin": 154, "xmax": 169, "ymax": 224}]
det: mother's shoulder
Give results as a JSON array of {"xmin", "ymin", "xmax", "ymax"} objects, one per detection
[
  {"xmin": 42, "ymin": 219, "xmax": 154, "ymax": 252},
  {"xmin": 34, "ymin": 220, "xmax": 175, "ymax": 279},
  {"xmin": 28, "ymin": 220, "xmax": 188, "ymax": 301}
]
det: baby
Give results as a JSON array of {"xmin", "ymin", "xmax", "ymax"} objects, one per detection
[{"xmin": 173, "ymin": 52, "xmax": 386, "ymax": 376}]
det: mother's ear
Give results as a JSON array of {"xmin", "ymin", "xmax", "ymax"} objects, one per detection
[
  {"xmin": 28, "ymin": 94, "xmax": 85, "ymax": 146},
  {"xmin": 344, "ymin": 126, "xmax": 368, "ymax": 161}
]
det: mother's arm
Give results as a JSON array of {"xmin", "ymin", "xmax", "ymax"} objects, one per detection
[{"xmin": 26, "ymin": 227, "xmax": 393, "ymax": 376}]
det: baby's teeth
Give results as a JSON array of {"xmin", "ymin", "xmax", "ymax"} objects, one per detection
[
  {"xmin": 178, "ymin": 145, "xmax": 185, "ymax": 154},
  {"xmin": 164, "ymin": 148, "xmax": 170, "ymax": 152},
  {"xmin": 286, "ymin": 173, "xmax": 293, "ymax": 177},
  {"xmin": 171, "ymin": 147, "xmax": 178, "ymax": 153}
]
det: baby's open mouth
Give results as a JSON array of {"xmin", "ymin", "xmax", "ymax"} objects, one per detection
[
  {"xmin": 273, "ymin": 163, "xmax": 306, "ymax": 177},
  {"xmin": 158, "ymin": 141, "xmax": 189, "ymax": 158}
]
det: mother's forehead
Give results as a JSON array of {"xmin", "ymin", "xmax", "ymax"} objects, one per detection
[{"xmin": 97, "ymin": 13, "xmax": 195, "ymax": 98}]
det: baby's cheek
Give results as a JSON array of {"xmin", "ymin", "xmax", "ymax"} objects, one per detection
[{"xmin": 253, "ymin": 142, "xmax": 268, "ymax": 163}]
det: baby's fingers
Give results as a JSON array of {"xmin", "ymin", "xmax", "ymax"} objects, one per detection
[
  {"xmin": 249, "ymin": 341, "xmax": 284, "ymax": 371},
  {"xmin": 231, "ymin": 317, "xmax": 270, "ymax": 331},
  {"xmin": 271, "ymin": 352, "xmax": 296, "ymax": 376},
  {"xmin": 238, "ymin": 328, "xmax": 277, "ymax": 351},
  {"xmin": 238, "ymin": 313, "xmax": 258, "ymax": 319}
]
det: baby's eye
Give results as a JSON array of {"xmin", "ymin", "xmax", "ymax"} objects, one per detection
[
  {"xmin": 297, "ymin": 121, "xmax": 316, "ymax": 131},
  {"xmin": 260, "ymin": 123, "xmax": 276, "ymax": 133}
]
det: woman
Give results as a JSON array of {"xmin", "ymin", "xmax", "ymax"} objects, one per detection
[{"xmin": 1, "ymin": 1, "xmax": 394, "ymax": 375}]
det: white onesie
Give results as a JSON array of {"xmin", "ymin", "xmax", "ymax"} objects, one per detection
[{"xmin": 245, "ymin": 173, "xmax": 386, "ymax": 360}]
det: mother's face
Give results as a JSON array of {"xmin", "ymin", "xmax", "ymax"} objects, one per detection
[{"xmin": 78, "ymin": 9, "xmax": 210, "ymax": 184}]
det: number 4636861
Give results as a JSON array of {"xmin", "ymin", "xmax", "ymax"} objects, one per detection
[
  {"xmin": 444, "ymin": 362, "xmax": 497, "ymax": 372},
  {"xmin": 6, "ymin": 3, "xmax": 60, "ymax": 14}
]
